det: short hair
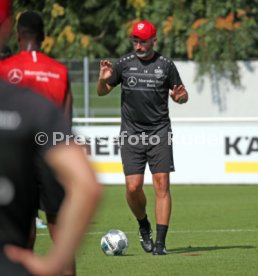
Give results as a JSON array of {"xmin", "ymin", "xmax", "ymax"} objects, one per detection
[
  {"xmin": 0, "ymin": 44, "xmax": 12, "ymax": 59},
  {"xmin": 17, "ymin": 11, "xmax": 44, "ymax": 42}
]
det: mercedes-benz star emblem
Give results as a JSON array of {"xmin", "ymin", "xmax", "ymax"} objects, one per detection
[
  {"xmin": 7, "ymin": 69, "xmax": 23, "ymax": 84},
  {"xmin": 127, "ymin": 76, "xmax": 137, "ymax": 87}
]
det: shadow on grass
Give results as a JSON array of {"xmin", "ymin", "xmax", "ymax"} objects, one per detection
[{"xmin": 167, "ymin": 245, "xmax": 256, "ymax": 255}]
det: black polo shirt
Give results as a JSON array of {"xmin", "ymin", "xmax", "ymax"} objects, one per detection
[{"xmin": 108, "ymin": 51, "xmax": 183, "ymax": 134}]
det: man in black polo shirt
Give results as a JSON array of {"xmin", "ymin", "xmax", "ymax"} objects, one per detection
[
  {"xmin": 0, "ymin": 1, "xmax": 101, "ymax": 275},
  {"xmin": 97, "ymin": 20, "xmax": 188, "ymax": 255}
]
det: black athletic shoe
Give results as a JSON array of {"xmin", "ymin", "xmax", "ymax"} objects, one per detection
[
  {"xmin": 152, "ymin": 242, "xmax": 167, "ymax": 255},
  {"xmin": 139, "ymin": 227, "xmax": 154, "ymax": 252}
]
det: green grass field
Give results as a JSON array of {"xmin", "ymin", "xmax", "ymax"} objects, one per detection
[{"xmin": 36, "ymin": 185, "xmax": 258, "ymax": 275}]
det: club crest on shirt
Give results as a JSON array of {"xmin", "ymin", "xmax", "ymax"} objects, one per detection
[{"xmin": 154, "ymin": 68, "xmax": 164, "ymax": 79}]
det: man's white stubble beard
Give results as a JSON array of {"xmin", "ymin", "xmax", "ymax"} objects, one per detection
[{"xmin": 135, "ymin": 49, "xmax": 154, "ymax": 59}]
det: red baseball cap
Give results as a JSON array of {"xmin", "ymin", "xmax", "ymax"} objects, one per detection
[
  {"xmin": 130, "ymin": 20, "xmax": 156, "ymax": 40},
  {"xmin": 0, "ymin": 0, "xmax": 11, "ymax": 25}
]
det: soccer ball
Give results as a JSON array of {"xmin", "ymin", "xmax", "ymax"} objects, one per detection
[{"xmin": 100, "ymin": 229, "xmax": 128, "ymax": 256}]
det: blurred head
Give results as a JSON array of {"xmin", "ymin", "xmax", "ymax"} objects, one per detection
[
  {"xmin": 0, "ymin": 44, "xmax": 12, "ymax": 60},
  {"xmin": 130, "ymin": 20, "xmax": 157, "ymax": 60},
  {"xmin": 0, "ymin": 0, "xmax": 12, "ymax": 50},
  {"xmin": 17, "ymin": 11, "xmax": 45, "ymax": 46}
]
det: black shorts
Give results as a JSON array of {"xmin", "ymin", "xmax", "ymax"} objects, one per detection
[
  {"xmin": 34, "ymin": 156, "xmax": 64, "ymax": 215},
  {"xmin": 120, "ymin": 126, "xmax": 175, "ymax": 176},
  {"xmin": 0, "ymin": 251, "xmax": 31, "ymax": 276}
]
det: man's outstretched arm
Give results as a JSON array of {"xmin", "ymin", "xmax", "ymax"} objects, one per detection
[{"xmin": 96, "ymin": 59, "xmax": 114, "ymax": 96}]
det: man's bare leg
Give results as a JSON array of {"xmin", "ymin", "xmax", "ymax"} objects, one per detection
[
  {"xmin": 125, "ymin": 174, "xmax": 154, "ymax": 252},
  {"xmin": 152, "ymin": 172, "xmax": 171, "ymax": 255}
]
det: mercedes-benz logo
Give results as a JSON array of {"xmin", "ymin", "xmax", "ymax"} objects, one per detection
[
  {"xmin": 127, "ymin": 76, "xmax": 137, "ymax": 87},
  {"xmin": 7, "ymin": 69, "xmax": 23, "ymax": 84}
]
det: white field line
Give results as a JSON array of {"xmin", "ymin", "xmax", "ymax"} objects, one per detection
[{"xmin": 37, "ymin": 228, "xmax": 258, "ymax": 236}]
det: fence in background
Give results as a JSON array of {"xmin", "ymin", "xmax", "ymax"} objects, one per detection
[
  {"xmin": 63, "ymin": 58, "xmax": 120, "ymax": 118},
  {"xmin": 65, "ymin": 59, "xmax": 258, "ymax": 118}
]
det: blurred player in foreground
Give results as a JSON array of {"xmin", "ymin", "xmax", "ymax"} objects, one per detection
[
  {"xmin": 97, "ymin": 20, "xmax": 188, "ymax": 255},
  {"xmin": 0, "ymin": 10, "xmax": 76, "ymax": 274},
  {"xmin": 0, "ymin": 44, "xmax": 12, "ymax": 60},
  {"xmin": 0, "ymin": 1, "xmax": 101, "ymax": 275}
]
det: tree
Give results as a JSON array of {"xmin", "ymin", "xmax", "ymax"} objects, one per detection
[{"xmin": 11, "ymin": 0, "xmax": 258, "ymax": 90}]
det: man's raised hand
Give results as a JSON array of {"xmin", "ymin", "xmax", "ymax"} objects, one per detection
[{"xmin": 169, "ymin": 85, "xmax": 188, "ymax": 104}]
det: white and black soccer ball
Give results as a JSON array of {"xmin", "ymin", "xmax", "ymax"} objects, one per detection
[{"xmin": 100, "ymin": 229, "xmax": 128, "ymax": 256}]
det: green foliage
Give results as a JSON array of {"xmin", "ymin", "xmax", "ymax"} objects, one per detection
[{"xmin": 10, "ymin": 0, "xmax": 258, "ymax": 86}]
